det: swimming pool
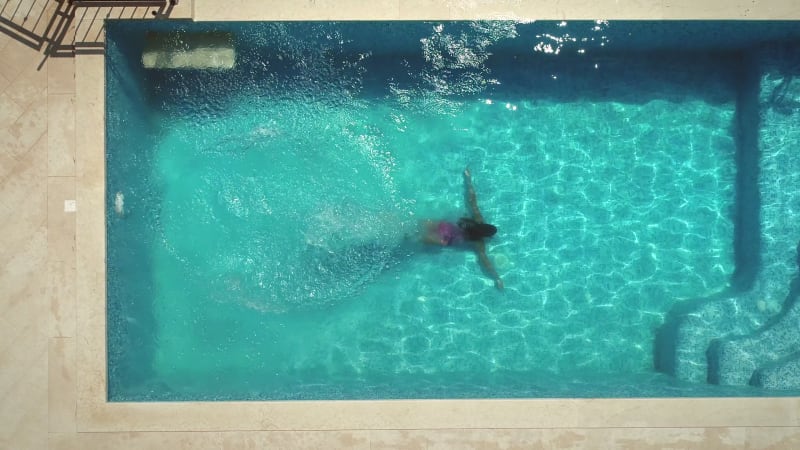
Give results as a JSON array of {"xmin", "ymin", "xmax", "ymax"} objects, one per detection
[{"xmin": 106, "ymin": 20, "xmax": 800, "ymax": 401}]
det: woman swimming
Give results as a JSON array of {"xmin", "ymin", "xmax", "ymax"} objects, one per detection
[{"xmin": 422, "ymin": 168, "xmax": 504, "ymax": 290}]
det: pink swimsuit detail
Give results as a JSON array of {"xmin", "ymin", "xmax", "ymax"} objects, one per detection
[{"xmin": 437, "ymin": 221, "xmax": 463, "ymax": 245}]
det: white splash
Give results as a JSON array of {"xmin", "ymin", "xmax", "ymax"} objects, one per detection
[{"xmin": 114, "ymin": 192, "xmax": 125, "ymax": 216}]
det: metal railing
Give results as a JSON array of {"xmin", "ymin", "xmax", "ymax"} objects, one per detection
[{"xmin": 0, "ymin": 0, "xmax": 183, "ymax": 71}]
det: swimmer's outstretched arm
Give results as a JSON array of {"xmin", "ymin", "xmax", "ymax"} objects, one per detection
[
  {"xmin": 464, "ymin": 167, "xmax": 484, "ymax": 224},
  {"xmin": 475, "ymin": 239, "xmax": 504, "ymax": 290}
]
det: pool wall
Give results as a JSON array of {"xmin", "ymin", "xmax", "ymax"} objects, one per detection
[
  {"xmin": 64, "ymin": 0, "xmax": 800, "ymax": 444},
  {"xmin": 656, "ymin": 46, "xmax": 800, "ymax": 387},
  {"xmin": 105, "ymin": 23, "xmax": 162, "ymax": 400}
]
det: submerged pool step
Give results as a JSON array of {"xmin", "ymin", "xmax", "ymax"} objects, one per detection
[
  {"xmin": 752, "ymin": 351, "xmax": 800, "ymax": 389},
  {"xmin": 706, "ymin": 59, "xmax": 800, "ymax": 387},
  {"xmin": 656, "ymin": 49, "xmax": 800, "ymax": 388},
  {"xmin": 655, "ymin": 293, "xmax": 766, "ymax": 383},
  {"xmin": 708, "ymin": 293, "xmax": 800, "ymax": 386},
  {"xmin": 142, "ymin": 31, "xmax": 235, "ymax": 69}
]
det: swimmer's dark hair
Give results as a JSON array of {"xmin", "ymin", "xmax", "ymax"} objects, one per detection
[{"xmin": 458, "ymin": 218, "xmax": 497, "ymax": 241}]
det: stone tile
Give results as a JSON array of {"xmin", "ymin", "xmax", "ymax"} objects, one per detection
[
  {"xmin": 74, "ymin": 54, "xmax": 104, "ymax": 182},
  {"xmin": 105, "ymin": 5, "xmax": 162, "ymax": 20},
  {"xmin": 80, "ymin": 5, "xmax": 113, "ymax": 21},
  {"xmin": 0, "ymin": 70, "xmax": 11, "ymax": 93},
  {"xmin": 74, "ymin": 18, "xmax": 105, "ymax": 47},
  {"xmin": 3, "ymin": 0, "xmax": 58, "ymax": 47},
  {"xmin": 167, "ymin": 0, "xmax": 194, "ymax": 19},
  {"xmin": 0, "ymin": 38, "xmax": 39, "ymax": 90},
  {"xmin": 220, "ymin": 431, "xmax": 371, "ymax": 449},
  {"xmin": 77, "ymin": 394, "xmax": 800, "ymax": 433},
  {"xmin": 74, "ymin": 51, "xmax": 106, "ymax": 431},
  {"xmin": 369, "ymin": 429, "xmax": 446, "ymax": 449},
  {"xmin": 1, "ymin": 0, "xmax": 45, "ymax": 44},
  {"xmin": 48, "ymin": 433, "xmax": 77, "ymax": 450},
  {"xmin": 0, "ymin": 225, "xmax": 47, "ymax": 360},
  {"xmin": 370, "ymin": 428, "xmax": 748, "ymax": 449},
  {"xmin": 46, "ymin": 10, "xmax": 78, "ymax": 57},
  {"xmin": 45, "ymin": 428, "xmax": 795, "ymax": 450},
  {"xmin": 0, "ymin": 130, "xmax": 46, "ymax": 220},
  {"xmin": 0, "ymin": 340, "xmax": 47, "ymax": 450},
  {"xmin": 5, "ymin": 0, "xmax": 48, "ymax": 25},
  {"xmin": 48, "ymin": 177, "xmax": 76, "ymax": 337},
  {"xmin": 420, "ymin": 429, "xmax": 559, "ymax": 449},
  {"xmin": 4, "ymin": 56, "xmax": 46, "ymax": 109},
  {"xmin": 0, "ymin": 151, "xmax": 17, "ymax": 185},
  {"xmin": 0, "ymin": 243, "xmax": 46, "ymax": 368},
  {"xmin": 575, "ymin": 398, "xmax": 800, "ymax": 428},
  {"xmin": 661, "ymin": 0, "xmax": 787, "ymax": 19},
  {"xmin": 0, "ymin": 26, "xmax": 10, "ymax": 50},
  {"xmin": 0, "ymin": 93, "xmax": 47, "ymax": 158},
  {"xmin": 30, "ymin": 0, "xmax": 59, "ymax": 38},
  {"xmin": 194, "ymin": 0, "xmax": 401, "ymax": 20},
  {"xmin": 0, "ymin": 129, "xmax": 47, "ymax": 437},
  {"xmin": 0, "ymin": 182, "xmax": 47, "ymax": 272},
  {"xmin": 397, "ymin": 0, "xmax": 449, "ymax": 19},
  {"xmin": 74, "ymin": 180, "xmax": 105, "ymax": 415},
  {"xmin": 49, "ymin": 337, "xmax": 77, "ymax": 433},
  {"xmin": 48, "ymin": 94, "xmax": 76, "ymax": 176},
  {"xmin": 745, "ymin": 427, "xmax": 800, "ymax": 449},
  {"xmin": 445, "ymin": 0, "xmax": 539, "ymax": 20},
  {"xmin": 0, "ymin": 302, "xmax": 47, "ymax": 391},
  {"xmin": 48, "ymin": 56, "xmax": 75, "ymax": 94},
  {"xmin": 0, "ymin": 130, "xmax": 47, "ymax": 250},
  {"xmin": 599, "ymin": 427, "xmax": 747, "ymax": 450},
  {"xmin": 0, "ymin": 90, "xmax": 24, "ymax": 129},
  {"xmin": 50, "ymin": 431, "xmax": 224, "ymax": 450},
  {"xmin": 105, "ymin": 6, "xmax": 144, "ymax": 20}
]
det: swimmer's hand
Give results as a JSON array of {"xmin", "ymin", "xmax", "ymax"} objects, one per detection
[
  {"xmin": 495, "ymin": 278, "xmax": 504, "ymax": 291},
  {"xmin": 464, "ymin": 167, "xmax": 471, "ymax": 179}
]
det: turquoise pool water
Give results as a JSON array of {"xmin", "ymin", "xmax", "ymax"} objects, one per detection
[{"xmin": 106, "ymin": 21, "xmax": 800, "ymax": 400}]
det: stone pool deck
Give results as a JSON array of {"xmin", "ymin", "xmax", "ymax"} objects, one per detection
[{"xmin": 1, "ymin": 0, "xmax": 800, "ymax": 448}]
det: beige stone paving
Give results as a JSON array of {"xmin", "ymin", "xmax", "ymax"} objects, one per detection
[{"xmin": 1, "ymin": 0, "xmax": 800, "ymax": 448}]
